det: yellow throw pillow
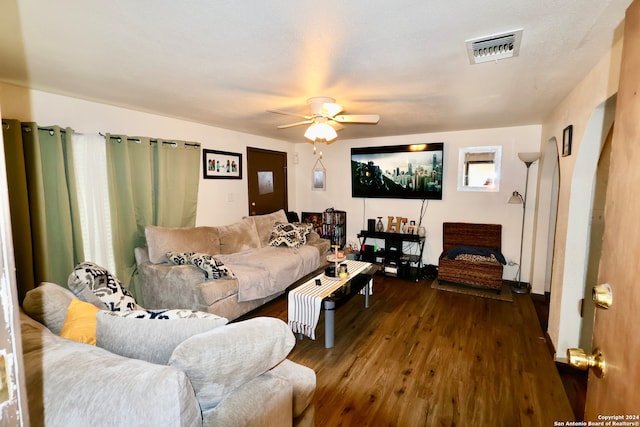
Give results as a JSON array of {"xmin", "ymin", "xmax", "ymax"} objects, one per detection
[{"xmin": 60, "ymin": 298, "xmax": 99, "ymax": 345}]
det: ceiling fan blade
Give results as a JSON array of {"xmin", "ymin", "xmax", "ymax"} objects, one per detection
[
  {"xmin": 333, "ymin": 114, "xmax": 380, "ymax": 124},
  {"xmin": 267, "ymin": 109, "xmax": 312, "ymax": 120},
  {"xmin": 328, "ymin": 120, "xmax": 345, "ymax": 131},
  {"xmin": 277, "ymin": 119, "xmax": 314, "ymax": 129},
  {"xmin": 321, "ymin": 102, "xmax": 343, "ymax": 117}
]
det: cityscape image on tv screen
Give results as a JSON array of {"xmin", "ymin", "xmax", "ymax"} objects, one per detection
[{"xmin": 351, "ymin": 143, "xmax": 444, "ymax": 200}]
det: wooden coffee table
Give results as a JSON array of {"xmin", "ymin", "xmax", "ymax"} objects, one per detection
[{"xmin": 287, "ymin": 260, "xmax": 378, "ymax": 348}]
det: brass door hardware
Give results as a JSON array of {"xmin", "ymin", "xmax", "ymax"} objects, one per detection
[
  {"xmin": 567, "ymin": 347, "xmax": 606, "ymax": 379},
  {"xmin": 592, "ymin": 283, "xmax": 612, "ymax": 309}
]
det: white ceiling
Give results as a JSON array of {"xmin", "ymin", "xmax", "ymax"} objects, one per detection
[{"xmin": 0, "ymin": 0, "xmax": 632, "ymax": 143}]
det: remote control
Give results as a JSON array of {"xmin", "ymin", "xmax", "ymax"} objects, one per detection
[{"xmin": 315, "ymin": 279, "xmax": 322, "ymax": 286}]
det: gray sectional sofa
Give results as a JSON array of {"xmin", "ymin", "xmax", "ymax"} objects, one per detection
[
  {"xmin": 135, "ymin": 209, "xmax": 330, "ymax": 320},
  {"xmin": 21, "ymin": 282, "xmax": 316, "ymax": 426}
]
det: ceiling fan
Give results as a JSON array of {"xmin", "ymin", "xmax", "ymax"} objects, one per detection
[{"xmin": 268, "ymin": 97, "xmax": 380, "ymax": 144}]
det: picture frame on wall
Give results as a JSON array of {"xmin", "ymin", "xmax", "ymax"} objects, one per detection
[
  {"xmin": 312, "ymin": 167, "xmax": 326, "ymax": 191},
  {"xmin": 562, "ymin": 125, "xmax": 573, "ymax": 157},
  {"xmin": 301, "ymin": 212, "xmax": 323, "ymax": 235},
  {"xmin": 203, "ymin": 149, "xmax": 242, "ymax": 179}
]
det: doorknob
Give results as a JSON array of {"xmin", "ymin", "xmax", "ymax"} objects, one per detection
[
  {"xmin": 567, "ymin": 347, "xmax": 606, "ymax": 378},
  {"xmin": 592, "ymin": 283, "xmax": 612, "ymax": 309}
]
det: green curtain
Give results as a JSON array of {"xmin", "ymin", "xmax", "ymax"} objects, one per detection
[
  {"xmin": 2, "ymin": 120, "xmax": 83, "ymax": 297},
  {"xmin": 106, "ymin": 135, "xmax": 200, "ymax": 302}
]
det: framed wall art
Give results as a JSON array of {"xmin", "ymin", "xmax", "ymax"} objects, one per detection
[
  {"xmin": 562, "ymin": 125, "xmax": 573, "ymax": 157},
  {"xmin": 203, "ymin": 149, "xmax": 242, "ymax": 179},
  {"xmin": 312, "ymin": 157, "xmax": 326, "ymax": 191}
]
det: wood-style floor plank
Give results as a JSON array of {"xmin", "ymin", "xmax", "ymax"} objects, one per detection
[{"xmin": 242, "ymin": 274, "xmax": 574, "ymax": 426}]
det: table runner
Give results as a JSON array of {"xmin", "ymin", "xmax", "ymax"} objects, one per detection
[{"xmin": 288, "ymin": 260, "xmax": 372, "ymax": 340}]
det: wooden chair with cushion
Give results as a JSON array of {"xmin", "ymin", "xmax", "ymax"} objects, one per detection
[{"xmin": 437, "ymin": 222, "xmax": 505, "ymax": 291}]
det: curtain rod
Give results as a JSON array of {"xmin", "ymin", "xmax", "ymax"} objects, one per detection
[
  {"xmin": 2, "ymin": 123, "xmax": 198, "ymax": 148},
  {"xmin": 1, "ymin": 121, "xmax": 68, "ymax": 134},
  {"xmin": 103, "ymin": 134, "xmax": 200, "ymax": 148}
]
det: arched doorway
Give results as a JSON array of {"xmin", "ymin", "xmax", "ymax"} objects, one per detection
[{"xmin": 553, "ymin": 94, "xmax": 617, "ymax": 358}]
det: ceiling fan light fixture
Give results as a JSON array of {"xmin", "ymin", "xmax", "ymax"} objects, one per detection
[{"xmin": 304, "ymin": 122, "xmax": 337, "ymax": 142}]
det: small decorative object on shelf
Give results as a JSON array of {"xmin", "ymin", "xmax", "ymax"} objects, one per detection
[
  {"xmin": 387, "ymin": 216, "xmax": 403, "ymax": 232},
  {"xmin": 376, "ymin": 217, "xmax": 384, "ymax": 232}
]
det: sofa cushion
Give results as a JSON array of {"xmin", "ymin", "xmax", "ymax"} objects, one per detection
[
  {"xmin": 244, "ymin": 209, "xmax": 288, "ymax": 247},
  {"xmin": 22, "ymin": 282, "xmax": 78, "ymax": 335},
  {"xmin": 146, "ymin": 225, "xmax": 221, "ymax": 264},
  {"xmin": 68, "ymin": 262, "xmax": 139, "ymax": 311},
  {"xmin": 96, "ymin": 311, "xmax": 228, "ymax": 365},
  {"xmin": 269, "ymin": 359, "xmax": 316, "ymax": 418},
  {"xmin": 168, "ymin": 317, "xmax": 295, "ymax": 411},
  {"xmin": 190, "ymin": 253, "xmax": 236, "ymax": 279},
  {"xmin": 59, "ymin": 298, "xmax": 100, "ymax": 345},
  {"xmin": 217, "ymin": 218, "xmax": 261, "ymax": 254}
]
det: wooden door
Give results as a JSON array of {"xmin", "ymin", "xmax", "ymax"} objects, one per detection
[
  {"xmin": 246, "ymin": 147, "xmax": 288, "ymax": 216},
  {"xmin": 584, "ymin": 0, "xmax": 640, "ymax": 418}
]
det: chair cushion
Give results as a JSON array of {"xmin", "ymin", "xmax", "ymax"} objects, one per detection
[
  {"xmin": 22, "ymin": 282, "xmax": 79, "ymax": 335},
  {"xmin": 168, "ymin": 317, "xmax": 295, "ymax": 410},
  {"xmin": 96, "ymin": 311, "xmax": 228, "ymax": 365}
]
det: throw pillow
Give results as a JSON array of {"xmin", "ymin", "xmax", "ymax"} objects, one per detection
[
  {"xmin": 68, "ymin": 262, "xmax": 139, "ymax": 311},
  {"xmin": 96, "ymin": 311, "xmax": 228, "ymax": 365},
  {"xmin": 168, "ymin": 317, "xmax": 295, "ymax": 410},
  {"xmin": 290, "ymin": 221, "xmax": 313, "ymax": 242},
  {"xmin": 167, "ymin": 251, "xmax": 195, "ymax": 265},
  {"xmin": 267, "ymin": 222, "xmax": 309, "ymax": 248},
  {"xmin": 190, "ymin": 253, "xmax": 236, "ymax": 279},
  {"xmin": 59, "ymin": 298, "xmax": 100, "ymax": 345}
]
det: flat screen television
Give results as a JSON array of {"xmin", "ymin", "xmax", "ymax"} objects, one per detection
[{"xmin": 351, "ymin": 143, "xmax": 444, "ymax": 200}]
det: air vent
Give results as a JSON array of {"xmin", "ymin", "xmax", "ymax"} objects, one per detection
[{"xmin": 466, "ymin": 29, "xmax": 523, "ymax": 64}]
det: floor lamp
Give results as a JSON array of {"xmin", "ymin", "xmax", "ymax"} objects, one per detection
[{"xmin": 508, "ymin": 152, "xmax": 541, "ymax": 294}]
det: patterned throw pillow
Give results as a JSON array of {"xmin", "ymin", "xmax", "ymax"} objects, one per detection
[
  {"xmin": 166, "ymin": 251, "xmax": 195, "ymax": 265},
  {"xmin": 289, "ymin": 222, "xmax": 313, "ymax": 242},
  {"xmin": 104, "ymin": 308, "xmax": 223, "ymax": 320},
  {"xmin": 190, "ymin": 253, "xmax": 236, "ymax": 280},
  {"xmin": 268, "ymin": 222, "xmax": 311, "ymax": 248},
  {"xmin": 68, "ymin": 262, "xmax": 140, "ymax": 311}
]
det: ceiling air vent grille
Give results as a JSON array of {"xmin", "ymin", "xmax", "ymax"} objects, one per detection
[{"xmin": 466, "ymin": 29, "xmax": 523, "ymax": 64}]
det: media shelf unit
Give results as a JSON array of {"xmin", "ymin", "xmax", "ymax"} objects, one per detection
[
  {"xmin": 357, "ymin": 230, "xmax": 425, "ymax": 281},
  {"xmin": 322, "ymin": 210, "xmax": 347, "ymax": 248}
]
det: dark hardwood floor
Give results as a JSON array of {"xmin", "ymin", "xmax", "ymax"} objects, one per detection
[
  {"xmin": 531, "ymin": 293, "xmax": 588, "ymax": 421},
  {"xmin": 242, "ymin": 274, "xmax": 575, "ymax": 426}
]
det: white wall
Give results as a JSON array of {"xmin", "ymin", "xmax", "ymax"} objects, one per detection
[
  {"xmin": 1, "ymin": 83, "xmax": 544, "ymax": 283},
  {"xmin": 0, "ymin": 83, "xmax": 294, "ymax": 227},
  {"xmin": 541, "ymin": 35, "xmax": 623, "ymax": 359},
  {"xmin": 293, "ymin": 126, "xmax": 542, "ymax": 281}
]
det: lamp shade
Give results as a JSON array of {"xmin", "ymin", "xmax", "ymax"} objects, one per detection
[
  {"xmin": 508, "ymin": 191, "xmax": 523, "ymax": 204},
  {"xmin": 518, "ymin": 152, "xmax": 541, "ymax": 164},
  {"xmin": 304, "ymin": 122, "xmax": 337, "ymax": 142}
]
